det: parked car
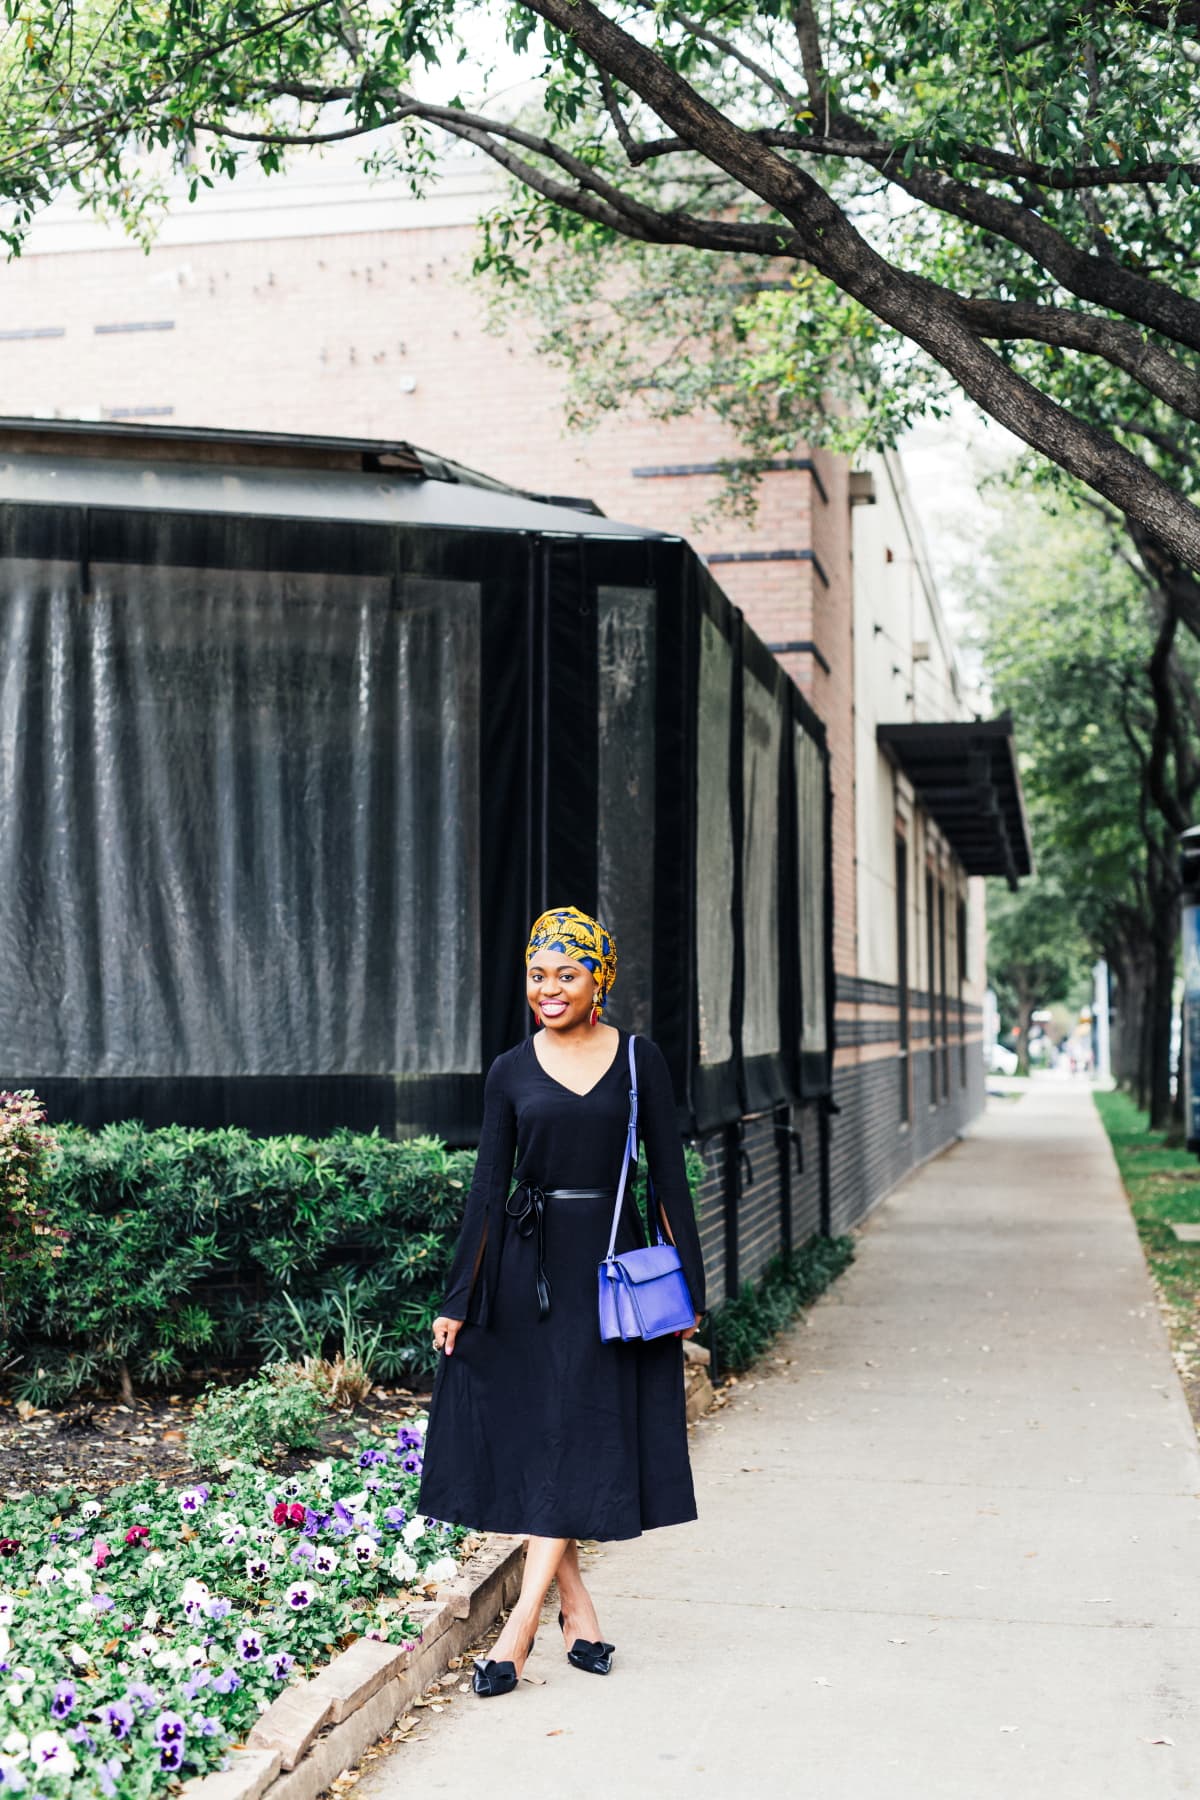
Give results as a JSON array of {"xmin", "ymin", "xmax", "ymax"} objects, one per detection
[{"xmin": 989, "ymin": 1041, "xmax": 1019, "ymax": 1075}]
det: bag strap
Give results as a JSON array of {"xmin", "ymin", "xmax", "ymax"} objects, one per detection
[{"xmin": 603, "ymin": 1035, "xmax": 665, "ymax": 1263}]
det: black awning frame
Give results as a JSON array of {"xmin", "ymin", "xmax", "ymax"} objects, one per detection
[{"xmin": 876, "ymin": 715, "xmax": 1034, "ymax": 887}]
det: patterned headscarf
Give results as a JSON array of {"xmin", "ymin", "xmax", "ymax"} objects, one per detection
[{"xmin": 525, "ymin": 906, "xmax": 618, "ymax": 1013}]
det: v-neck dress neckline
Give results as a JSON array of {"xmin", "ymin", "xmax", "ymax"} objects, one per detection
[{"xmin": 528, "ymin": 1027, "xmax": 624, "ymax": 1099}]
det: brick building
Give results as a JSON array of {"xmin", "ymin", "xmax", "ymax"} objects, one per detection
[{"xmin": 0, "ymin": 153, "xmax": 1032, "ymax": 1293}]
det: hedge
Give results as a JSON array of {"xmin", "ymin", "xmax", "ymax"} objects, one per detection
[{"xmin": 6, "ymin": 1121, "xmax": 704, "ymax": 1407}]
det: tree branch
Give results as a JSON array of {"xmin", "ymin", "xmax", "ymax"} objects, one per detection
[
  {"xmin": 959, "ymin": 298, "xmax": 1200, "ymax": 425},
  {"xmin": 514, "ymin": 0, "xmax": 1200, "ymax": 572}
]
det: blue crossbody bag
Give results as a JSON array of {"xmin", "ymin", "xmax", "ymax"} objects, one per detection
[{"xmin": 597, "ymin": 1036, "xmax": 696, "ymax": 1342}]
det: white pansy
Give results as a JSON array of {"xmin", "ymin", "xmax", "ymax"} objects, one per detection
[
  {"xmin": 312, "ymin": 1547, "xmax": 339, "ymax": 1576},
  {"xmin": 342, "ymin": 1490, "xmax": 370, "ymax": 1515},
  {"xmin": 350, "ymin": 1535, "xmax": 378, "ymax": 1566},
  {"xmin": 61, "ymin": 1565, "xmax": 92, "ymax": 1596},
  {"xmin": 180, "ymin": 1577, "xmax": 210, "ymax": 1606},
  {"xmin": 3, "ymin": 1687, "xmax": 25, "ymax": 1709},
  {"xmin": 1, "ymin": 1730, "xmax": 28, "ymax": 1758},
  {"xmin": 28, "ymin": 1733, "xmax": 76, "ymax": 1779},
  {"xmin": 388, "ymin": 1547, "xmax": 418, "ymax": 1584},
  {"xmin": 151, "ymin": 1648, "xmax": 185, "ymax": 1671},
  {"xmin": 145, "ymin": 1551, "xmax": 166, "ymax": 1570},
  {"xmin": 422, "ymin": 1555, "xmax": 459, "ymax": 1585},
  {"xmin": 0, "ymin": 1628, "xmax": 8, "ymax": 1660},
  {"xmin": 0, "ymin": 1598, "xmax": 14, "ymax": 1626},
  {"xmin": 133, "ymin": 1634, "xmax": 157, "ymax": 1659},
  {"xmin": 184, "ymin": 1644, "xmax": 208, "ymax": 1669},
  {"xmin": 400, "ymin": 1515, "xmax": 426, "ymax": 1548},
  {"xmin": 34, "ymin": 1564, "xmax": 61, "ymax": 1587},
  {"xmin": 65, "ymin": 1644, "xmax": 91, "ymax": 1669},
  {"xmin": 80, "ymin": 1501, "xmax": 101, "ymax": 1521},
  {"xmin": 0, "ymin": 1755, "xmax": 26, "ymax": 1792}
]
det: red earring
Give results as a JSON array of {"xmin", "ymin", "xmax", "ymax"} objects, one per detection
[{"xmin": 589, "ymin": 1003, "xmax": 600, "ymax": 1027}]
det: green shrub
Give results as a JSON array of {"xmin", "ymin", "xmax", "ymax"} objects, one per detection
[
  {"xmin": 711, "ymin": 1233, "xmax": 856, "ymax": 1373},
  {"xmin": 186, "ymin": 1362, "xmax": 328, "ymax": 1468},
  {"xmin": 11, "ymin": 1121, "xmax": 708, "ymax": 1404},
  {"xmin": 0, "ymin": 1090, "xmax": 62, "ymax": 1352}
]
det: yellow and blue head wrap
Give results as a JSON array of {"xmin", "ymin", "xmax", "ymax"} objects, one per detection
[{"xmin": 525, "ymin": 905, "xmax": 618, "ymax": 1014}]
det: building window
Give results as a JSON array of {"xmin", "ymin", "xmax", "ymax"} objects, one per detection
[
  {"xmin": 925, "ymin": 869, "xmax": 937, "ymax": 1104},
  {"xmin": 957, "ymin": 896, "xmax": 968, "ymax": 1086},
  {"xmin": 938, "ymin": 882, "xmax": 949, "ymax": 1101},
  {"xmin": 896, "ymin": 835, "xmax": 910, "ymax": 1125}
]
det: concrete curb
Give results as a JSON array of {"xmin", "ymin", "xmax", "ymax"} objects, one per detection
[
  {"xmin": 683, "ymin": 1338, "xmax": 714, "ymax": 1421},
  {"xmin": 182, "ymin": 1535, "xmax": 526, "ymax": 1800}
]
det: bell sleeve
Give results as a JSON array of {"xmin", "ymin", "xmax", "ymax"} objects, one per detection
[
  {"xmin": 636, "ymin": 1035, "xmax": 707, "ymax": 1317},
  {"xmin": 439, "ymin": 1054, "xmax": 517, "ymax": 1325}
]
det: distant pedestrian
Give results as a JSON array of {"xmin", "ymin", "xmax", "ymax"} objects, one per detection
[{"xmin": 418, "ymin": 905, "xmax": 706, "ymax": 1696}]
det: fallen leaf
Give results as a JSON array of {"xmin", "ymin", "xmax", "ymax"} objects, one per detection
[
  {"xmin": 547, "ymin": 1729, "xmax": 564, "ymax": 1737},
  {"xmin": 999, "ymin": 1725, "xmax": 1019, "ymax": 1734},
  {"xmin": 813, "ymin": 1676, "xmax": 832, "ymax": 1686},
  {"xmin": 887, "ymin": 1637, "xmax": 907, "ymax": 1645},
  {"xmin": 1141, "ymin": 1736, "xmax": 1174, "ymax": 1747}
]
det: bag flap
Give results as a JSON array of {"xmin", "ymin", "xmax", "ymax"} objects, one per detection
[{"xmin": 612, "ymin": 1245, "xmax": 684, "ymax": 1286}]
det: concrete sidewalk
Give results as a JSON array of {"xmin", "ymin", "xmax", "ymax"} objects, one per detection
[{"xmin": 359, "ymin": 1079, "xmax": 1200, "ymax": 1799}]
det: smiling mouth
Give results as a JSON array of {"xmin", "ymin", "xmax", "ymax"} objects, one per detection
[{"xmin": 540, "ymin": 1000, "xmax": 568, "ymax": 1013}]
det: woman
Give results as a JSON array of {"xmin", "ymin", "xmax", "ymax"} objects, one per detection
[{"xmin": 417, "ymin": 905, "xmax": 706, "ymax": 1698}]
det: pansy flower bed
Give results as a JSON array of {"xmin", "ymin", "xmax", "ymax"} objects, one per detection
[{"xmin": 0, "ymin": 1418, "xmax": 474, "ymax": 1797}]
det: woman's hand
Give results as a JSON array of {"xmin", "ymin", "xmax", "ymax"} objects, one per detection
[
  {"xmin": 678, "ymin": 1313, "xmax": 704, "ymax": 1341},
  {"xmin": 432, "ymin": 1316, "xmax": 464, "ymax": 1356}
]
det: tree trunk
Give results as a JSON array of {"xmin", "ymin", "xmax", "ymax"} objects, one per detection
[{"xmin": 1015, "ymin": 986, "xmax": 1034, "ymax": 1076}]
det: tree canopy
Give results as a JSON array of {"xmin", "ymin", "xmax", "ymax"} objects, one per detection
[
  {"xmin": 4, "ymin": 0, "xmax": 1200, "ymax": 588},
  {"xmin": 972, "ymin": 485, "xmax": 1200, "ymax": 1118}
]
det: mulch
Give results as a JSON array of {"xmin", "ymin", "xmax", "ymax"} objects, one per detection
[{"xmin": 0, "ymin": 1385, "xmax": 433, "ymax": 1500}]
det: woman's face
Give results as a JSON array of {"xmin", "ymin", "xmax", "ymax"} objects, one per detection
[{"xmin": 526, "ymin": 951, "xmax": 598, "ymax": 1032}]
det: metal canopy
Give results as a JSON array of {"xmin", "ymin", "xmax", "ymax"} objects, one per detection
[
  {"xmin": 0, "ymin": 417, "xmax": 661, "ymax": 539},
  {"xmin": 876, "ymin": 716, "xmax": 1034, "ymax": 887}
]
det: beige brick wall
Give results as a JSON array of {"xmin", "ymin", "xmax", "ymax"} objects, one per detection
[{"xmin": 1, "ymin": 211, "xmax": 864, "ymax": 972}]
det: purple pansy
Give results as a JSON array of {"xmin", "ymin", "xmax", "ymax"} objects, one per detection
[
  {"xmin": 268, "ymin": 1653, "xmax": 294, "ymax": 1681},
  {"xmin": 212, "ymin": 1669, "xmax": 241, "ymax": 1696},
  {"xmin": 154, "ymin": 1714, "xmax": 185, "ymax": 1749},
  {"xmin": 358, "ymin": 1449, "xmax": 387, "ymax": 1469},
  {"xmin": 383, "ymin": 1505, "xmax": 408, "ymax": 1530},
  {"xmin": 98, "ymin": 1700, "xmax": 134, "ymax": 1742},
  {"xmin": 236, "ymin": 1631, "xmax": 263, "ymax": 1663},
  {"xmin": 50, "ymin": 1682, "xmax": 75, "ymax": 1720}
]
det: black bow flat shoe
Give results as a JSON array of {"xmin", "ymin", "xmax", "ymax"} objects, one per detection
[
  {"xmin": 567, "ymin": 1638, "xmax": 615, "ymax": 1675},
  {"xmin": 558, "ymin": 1609, "xmax": 615, "ymax": 1675},
  {"xmin": 472, "ymin": 1656, "xmax": 519, "ymax": 1697}
]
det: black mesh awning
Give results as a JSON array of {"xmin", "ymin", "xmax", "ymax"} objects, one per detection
[{"xmin": 876, "ymin": 715, "xmax": 1034, "ymax": 887}]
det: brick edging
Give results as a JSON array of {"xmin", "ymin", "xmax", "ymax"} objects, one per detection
[
  {"xmin": 181, "ymin": 1534, "xmax": 527, "ymax": 1800},
  {"xmin": 184, "ymin": 1354, "xmax": 716, "ymax": 1800}
]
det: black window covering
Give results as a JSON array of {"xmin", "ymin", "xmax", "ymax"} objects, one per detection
[{"xmin": 0, "ymin": 502, "xmax": 833, "ymax": 1145}]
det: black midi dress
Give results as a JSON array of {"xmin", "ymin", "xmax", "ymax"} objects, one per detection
[{"xmin": 417, "ymin": 1028, "xmax": 707, "ymax": 1542}]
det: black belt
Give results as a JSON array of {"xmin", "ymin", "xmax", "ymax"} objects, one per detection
[{"xmin": 504, "ymin": 1183, "xmax": 616, "ymax": 1320}]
